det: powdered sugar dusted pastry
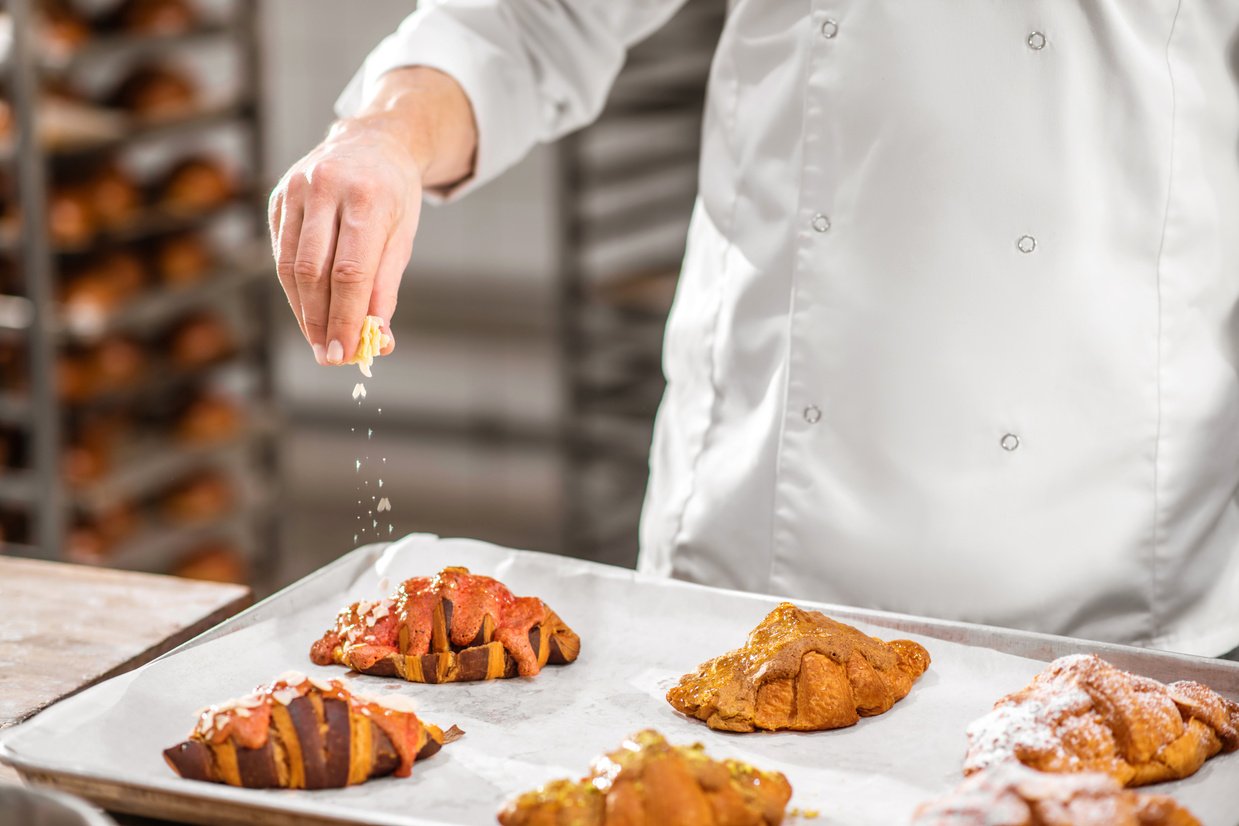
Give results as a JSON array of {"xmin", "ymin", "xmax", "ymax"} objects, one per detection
[
  {"xmin": 913, "ymin": 763, "xmax": 1199, "ymax": 826},
  {"xmin": 964, "ymin": 654, "xmax": 1239, "ymax": 786}
]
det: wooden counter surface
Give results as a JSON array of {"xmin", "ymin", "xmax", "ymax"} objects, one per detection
[{"xmin": 0, "ymin": 556, "xmax": 251, "ymax": 733}]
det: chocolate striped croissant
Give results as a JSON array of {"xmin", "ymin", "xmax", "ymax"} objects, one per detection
[
  {"xmin": 310, "ymin": 566, "xmax": 580, "ymax": 683},
  {"xmin": 163, "ymin": 673, "xmax": 459, "ymax": 789}
]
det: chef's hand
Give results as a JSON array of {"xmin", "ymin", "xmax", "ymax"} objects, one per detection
[{"xmin": 268, "ymin": 67, "xmax": 477, "ymax": 365}]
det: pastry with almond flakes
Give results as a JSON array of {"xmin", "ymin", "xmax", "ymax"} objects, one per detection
[
  {"xmin": 163, "ymin": 673, "xmax": 459, "ymax": 789},
  {"xmin": 310, "ymin": 566, "xmax": 580, "ymax": 683}
]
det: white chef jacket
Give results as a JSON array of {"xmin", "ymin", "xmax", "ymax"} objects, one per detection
[{"xmin": 337, "ymin": 1, "xmax": 1239, "ymax": 656}]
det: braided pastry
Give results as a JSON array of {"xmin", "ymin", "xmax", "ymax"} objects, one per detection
[
  {"xmin": 667, "ymin": 602, "xmax": 930, "ymax": 732},
  {"xmin": 497, "ymin": 729, "xmax": 792, "ymax": 826},
  {"xmin": 913, "ymin": 763, "xmax": 1200, "ymax": 826},
  {"xmin": 163, "ymin": 673, "xmax": 458, "ymax": 789},
  {"xmin": 964, "ymin": 654, "xmax": 1239, "ymax": 787},
  {"xmin": 310, "ymin": 566, "xmax": 580, "ymax": 683}
]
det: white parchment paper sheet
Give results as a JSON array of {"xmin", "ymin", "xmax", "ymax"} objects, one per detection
[{"xmin": 3, "ymin": 535, "xmax": 1238, "ymax": 825}]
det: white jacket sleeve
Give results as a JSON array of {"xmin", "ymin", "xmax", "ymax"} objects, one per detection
[{"xmin": 335, "ymin": 0, "xmax": 692, "ymax": 199}]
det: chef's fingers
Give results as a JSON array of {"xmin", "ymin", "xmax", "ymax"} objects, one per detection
[
  {"xmin": 292, "ymin": 198, "xmax": 340, "ymax": 366},
  {"xmin": 324, "ymin": 200, "xmax": 387, "ymax": 365},
  {"xmin": 269, "ymin": 187, "xmax": 307, "ymax": 341},
  {"xmin": 367, "ymin": 216, "xmax": 417, "ymax": 356}
]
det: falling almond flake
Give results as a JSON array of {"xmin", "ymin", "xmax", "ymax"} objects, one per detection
[
  {"xmin": 353, "ymin": 534, "xmax": 358, "ymax": 543},
  {"xmin": 372, "ymin": 519, "xmax": 378, "ymax": 529},
  {"xmin": 377, "ymin": 497, "xmax": 391, "ymax": 512},
  {"xmin": 352, "ymin": 383, "xmax": 366, "ymax": 400},
  {"xmin": 388, "ymin": 524, "xmax": 393, "ymax": 535},
  {"xmin": 367, "ymin": 428, "xmax": 373, "ymax": 439},
  {"xmin": 378, "ymin": 479, "xmax": 383, "ymax": 488},
  {"xmin": 355, "ymin": 459, "xmax": 361, "ymax": 472}
]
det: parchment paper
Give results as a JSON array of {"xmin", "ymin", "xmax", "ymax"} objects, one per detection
[{"xmin": 3, "ymin": 535, "xmax": 1238, "ymax": 825}]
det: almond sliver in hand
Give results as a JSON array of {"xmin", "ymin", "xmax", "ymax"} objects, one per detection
[{"xmin": 349, "ymin": 315, "xmax": 392, "ymax": 377}]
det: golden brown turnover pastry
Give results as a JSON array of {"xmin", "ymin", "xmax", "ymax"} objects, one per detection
[
  {"xmin": 171, "ymin": 541, "xmax": 248, "ymax": 585},
  {"xmin": 913, "ymin": 763, "xmax": 1199, "ymax": 826},
  {"xmin": 162, "ymin": 471, "xmax": 233, "ymax": 523},
  {"xmin": 89, "ymin": 163, "xmax": 141, "ymax": 228},
  {"xmin": 155, "ymin": 231, "xmax": 214, "ymax": 284},
  {"xmin": 40, "ymin": 0, "xmax": 91, "ymax": 57},
  {"xmin": 48, "ymin": 185, "xmax": 96, "ymax": 245},
  {"xmin": 164, "ymin": 673, "xmax": 460, "ymax": 789},
  {"xmin": 176, "ymin": 393, "xmax": 242, "ymax": 443},
  {"xmin": 61, "ymin": 252, "xmax": 148, "ymax": 321},
  {"xmin": 964, "ymin": 654, "xmax": 1239, "ymax": 787},
  {"xmin": 111, "ymin": 64, "xmax": 198, "ymax": 117},
  {"xmin": 116, "ymin": 0, "xmax": 198, "ymax": 34},
  {"xmin": 169, "ymin": 313, "xmax": 234, "ymax": 367},
  {"xmin": 667, "ymin": 602, "xmax": 930, "ymax": 732},
  {"xmin": 92, "ymin": 336, "xmax": 147, "ymax": 387},
  {"xmin": 497, "ymin": 729, "xmax": 792, "ymax": 826},
  {"xmin": 161, "ymin": 156, "xmax": 233, "ymax": 210},
  {"xmin": 62, "ymin": 440, "xmax": 108, "ymax": 486},
  {"xmin": 310, "ymin": 566, "xmax": 580, "ymax": 683}
]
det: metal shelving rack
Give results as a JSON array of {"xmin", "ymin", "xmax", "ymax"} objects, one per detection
[
  {"xmin": 0, "ymin": 0, "xmax": 279, "ymax": 585},
  {"xmin": 558, "ymin": 0, "xmax": 726, "ymax": 567}
]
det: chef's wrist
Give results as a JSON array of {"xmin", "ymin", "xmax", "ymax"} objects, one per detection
[{"xmin": 333, "ymin": 66, "xmax": 478, "ymax": 190}]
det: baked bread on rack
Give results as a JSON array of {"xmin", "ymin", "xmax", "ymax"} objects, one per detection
[
  {"xmin": 913, "ymin": 762, "xmax": 1200, "ymax": 826},
  {"xmin": 667, "ymin": 602, "xmax": 930, "ymax": 732},
  {"xmin": 310, "ymin": 566, "xmax": 580, "ymax": 683},
  {"xmin": 163, "ymin": 673, "xmax": 459, "ymax": 789},
  {"xmin": 497, "ymin": 729, "xmax": 792, "ymax": 826},
  {"xmin": 964, "ymin": 654, "xmax": 1239, "ymax": 787}
]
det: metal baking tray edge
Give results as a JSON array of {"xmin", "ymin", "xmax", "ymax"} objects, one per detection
[{"xmin": 3, "ymin": 538, "xmax": 1238, "ymax": 826}]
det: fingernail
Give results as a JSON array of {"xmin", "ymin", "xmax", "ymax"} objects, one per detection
[
  {"xmin": 326, "ymin": 340, "xmax": 344, "ymax": 364},
  {"xmin": 312, "ymin": 343, "xmax": 325, "ymax": 365}
]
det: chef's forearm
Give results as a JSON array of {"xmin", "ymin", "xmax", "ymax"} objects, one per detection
[{"xmin": 331, "ymin": 66, "xmax": 478, "ymax": 192}]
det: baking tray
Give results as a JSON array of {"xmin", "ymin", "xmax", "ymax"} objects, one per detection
[{"xmin": 3, "ymin": 534, "xmax": 1238, "ymax": 826}]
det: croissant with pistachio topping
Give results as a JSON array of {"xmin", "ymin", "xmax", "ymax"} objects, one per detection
[
  {"xmin": 667, "ymin": 602, "xmax": 930, "ymax": 732},
  {"xmin": 163, "ymin": 673, "xmax": 459, "ymax": 789},
  {"xmin": 497, "ymin": 729, "xmax": 792, "ymax": 826},
  {"xmin": 310, "ymin": 566, "xmax": 581, "ymax": 683}
]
